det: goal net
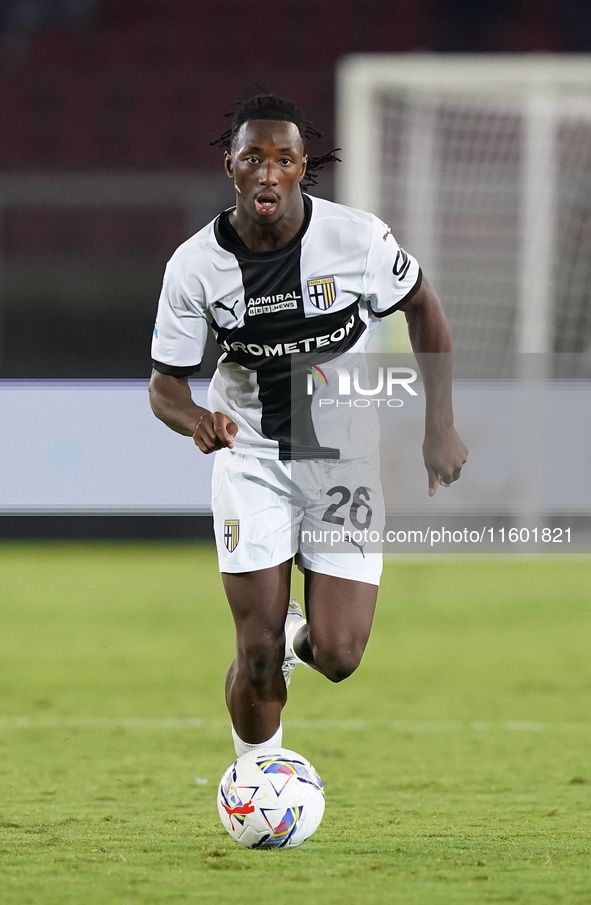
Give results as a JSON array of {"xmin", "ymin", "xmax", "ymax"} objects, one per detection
[{"xmin": 336, "ymin": 55, "xmax": 591, "ymax": 373}]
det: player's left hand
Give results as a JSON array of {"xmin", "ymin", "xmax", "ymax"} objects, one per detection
[{"xmin": 422, "ymin": 424, "xmax": 468, "ymax": 496}]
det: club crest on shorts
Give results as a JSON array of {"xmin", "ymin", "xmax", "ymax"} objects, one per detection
[
  {"xmin": 224, "ymin": 519, "xmax": 240, "ymax": 553},
  {"xmin": 307, "ymin": 276, "xmax": 336, "ymax": 310}
]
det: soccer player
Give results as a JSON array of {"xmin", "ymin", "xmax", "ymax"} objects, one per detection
[{"xmin": 149, "ymin": 94, "xmax": 468, "ymax": 759}]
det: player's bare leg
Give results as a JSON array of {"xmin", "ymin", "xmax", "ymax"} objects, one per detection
[
  {"xmin": 223, "ymin": 560, "xmax": 292, "ymax": 744},
  {"xmin": 294, "ymin": 571, "xmax": 378, "ymax": 682},
  {"xmin": 224, "ymin": 564, "xmax": 377, "ymax": 750}
]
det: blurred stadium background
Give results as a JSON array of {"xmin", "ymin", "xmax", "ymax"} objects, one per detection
[
  {"xmin": 1, "ymin": 13, "xmax": 590, "ymax": 900},
  {"xmin": 0, "ymin": 0, "xmax": 590, "ymax": 538}
]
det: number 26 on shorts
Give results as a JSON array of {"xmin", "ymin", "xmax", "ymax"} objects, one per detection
[{"xmin": 321, "ymin": 486, "xmax": 373, "ymax": 530}]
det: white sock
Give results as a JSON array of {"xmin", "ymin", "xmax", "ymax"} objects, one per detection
[
  {"xmin": 285, "ymin": 614, "xmax": 307, "ymax": 664},
  {"xmin": 232, "ymin": 723, "xmax": 283, "ymax": 758}
]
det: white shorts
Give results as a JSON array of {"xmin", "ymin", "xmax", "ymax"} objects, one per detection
[{"xmin": 211, "ymin": 449, "xmax": 384, "ymax": 586}]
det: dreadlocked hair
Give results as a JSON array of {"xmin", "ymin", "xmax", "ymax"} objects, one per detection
[{"xmin": 210, "ymin": 93, "xmax": 341, "ymax": 188}]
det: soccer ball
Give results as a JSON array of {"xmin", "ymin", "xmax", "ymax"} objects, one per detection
[{"xmin": 217, "ymin": 747, "xmax": 325, "ymax": 849}]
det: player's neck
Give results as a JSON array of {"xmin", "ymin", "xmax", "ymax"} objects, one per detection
[{"xmin": 229, "ymin": 195, "xmax": 305, "ymax": 251}]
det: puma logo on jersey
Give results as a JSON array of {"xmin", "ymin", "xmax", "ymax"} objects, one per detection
[
  {"xmin": 382, "ymin": 225, "xmax": 392, "ymax": 241},
  {"xmin": 214, "ymin": 299, "xmax": 241, "ymax": 320}
]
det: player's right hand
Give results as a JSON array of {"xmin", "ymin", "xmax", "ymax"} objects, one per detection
[{"xmin": 192, "ymin": 411, "xmax": 238, "ymax": 454}]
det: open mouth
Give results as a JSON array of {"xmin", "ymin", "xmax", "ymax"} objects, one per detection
[{"xmin": 254, "ymin": 195, "xmax": 279, "ymax": 216}]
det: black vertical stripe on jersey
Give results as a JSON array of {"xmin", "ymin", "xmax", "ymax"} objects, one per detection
[
  {"xmin": 234, "ymin": 239, "xmax": 338, "ymax": 459},
  {"xmin": 213, "ymin": 198, "xmax": 367, "ymax": 460}
]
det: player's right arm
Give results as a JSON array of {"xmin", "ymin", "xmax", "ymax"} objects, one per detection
[
  {"xmin": 149, "ymin": 371, "xmax": 236, "ymax": 453},
  {"xmin": 149, "ymin": 252, "xmax": 236, "ymax": 453}
]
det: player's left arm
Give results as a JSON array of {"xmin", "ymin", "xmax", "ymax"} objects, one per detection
[{"xmin": 400, "ymin": 276, "xmax": 468, "ymax": 496}]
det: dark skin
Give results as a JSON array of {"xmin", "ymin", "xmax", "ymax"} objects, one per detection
[
  {"xmin": 149, "ymin": 118, "xmax": 468, "ymax": 742},
  {"xmin": 224, "ymin": 118, "xmax": 308, "ymax": 250}
]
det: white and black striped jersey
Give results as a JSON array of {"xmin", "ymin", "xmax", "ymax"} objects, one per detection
[{"xmin": 152, "ymin": 194, "xmax": 421, "ymax": 460}]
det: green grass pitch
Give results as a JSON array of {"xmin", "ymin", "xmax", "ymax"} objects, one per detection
[{"xmin": 1, "ymin": 543, "xmax": 590, "ymax": 904}]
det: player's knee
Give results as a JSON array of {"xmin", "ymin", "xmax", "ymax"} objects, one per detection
[
  {"xmin": 314, "ymin": 643, "xmax": 363, "ymax": 683},
  {"xmin": 236, "ymin": 635, "xmax": 283, "ymax": 690}
]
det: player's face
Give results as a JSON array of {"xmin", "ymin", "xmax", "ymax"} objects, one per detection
[{"xmin": 225, "ymin": 120, "xmax": 308, "ymax": 225}]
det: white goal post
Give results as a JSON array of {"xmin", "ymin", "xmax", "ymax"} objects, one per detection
[{"xmin": 336, "ymin": 55, "xmax": 591, "ymax": 365}]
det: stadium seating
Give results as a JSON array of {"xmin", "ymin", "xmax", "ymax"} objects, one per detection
[{"xmin": 0, "ymin": 0, "xmax": 570, "ymax": 171}]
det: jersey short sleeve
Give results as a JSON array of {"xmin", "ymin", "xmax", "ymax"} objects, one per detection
[
  {"xmin": 151, "ymin": 255, "xmax": 209, "ymax": 377},
  {"xmin": 361, "ymin": 216, "xmax": 422, "ymax": 318}
]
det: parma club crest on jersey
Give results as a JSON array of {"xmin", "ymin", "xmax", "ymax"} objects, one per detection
[
  {"xmin": 224, "ymin": 519, "xmax": 240, "ymax": 553},
  {"xmin": 307, "ymin": 276, "xmax": 337, "ymax": 310}
]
